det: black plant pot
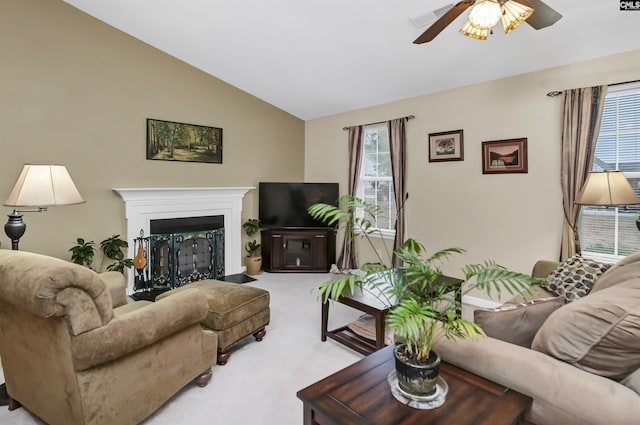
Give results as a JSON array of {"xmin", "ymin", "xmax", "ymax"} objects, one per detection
[
  {"xmin": 636, "ymin": 217, "xmax": 640, "ymax": 232},
  {"xmin": 394, "ymin": 344, "xmax": 441, "ymax": 397}
]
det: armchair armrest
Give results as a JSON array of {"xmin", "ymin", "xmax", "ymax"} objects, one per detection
[{"xmin": 71, "ymin": 288, "xmax": 208, "ymax": 371}]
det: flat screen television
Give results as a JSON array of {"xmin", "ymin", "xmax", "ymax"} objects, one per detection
[{"xmin": 259, "ymin": 182, "xmax": 339, "ymax": 229}]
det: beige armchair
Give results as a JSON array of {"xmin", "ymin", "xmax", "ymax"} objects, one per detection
[{"xmin": 0, "ymin": 249, "xmax": 217, "ymax": 425}]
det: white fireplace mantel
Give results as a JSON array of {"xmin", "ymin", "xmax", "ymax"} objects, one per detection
[{"xmin": 114, "ymin": 187, "xmax": 254, "ymax": 293}]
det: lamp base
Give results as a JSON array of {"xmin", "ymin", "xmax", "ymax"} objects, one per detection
[
  {"xmin": 2, "ymin": 211, "xmax": 24, "ymax": 405},
  {"xmin": 4, "ymin": 210, "xmax": 26, "ymax": 251}
]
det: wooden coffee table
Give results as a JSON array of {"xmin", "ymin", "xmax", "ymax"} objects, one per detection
[
  {"xmin": 321, "ymin": 275, "xmax": 463, "ymax": 355},
  {"xmin": 297, "ymin": 344, "xmax": 532, "ymax": 425}
]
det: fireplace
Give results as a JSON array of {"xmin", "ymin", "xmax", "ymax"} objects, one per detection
[{"xmin": 114, "ymin": 187, "xmax": 253, "ymax": 294}]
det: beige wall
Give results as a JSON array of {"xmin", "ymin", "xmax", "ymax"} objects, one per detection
[
  {"xmin": 305, "ymin": 49, "xmax": 640, "ymax": 302},
  {"xmin": 0, "ymin": 0, "xmax": 304, "ymax": 265}
]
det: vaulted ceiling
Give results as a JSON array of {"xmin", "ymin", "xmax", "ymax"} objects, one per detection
[{"xmin": 63, "ymin": 1, "xmax": 639, "ymax": 120}]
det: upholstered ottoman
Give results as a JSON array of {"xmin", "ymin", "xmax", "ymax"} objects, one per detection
[{"xmin": 156, "ymin": 279, "xmax": 270, "ymax": 365}]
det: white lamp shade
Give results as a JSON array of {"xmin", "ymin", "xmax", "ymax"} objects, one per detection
[
  {"xmin": 4, "ymin": 164, "xmax": 85, "ymax": 207},
  {"xmin": 460, "ymin": 20, "xmax": 489, "ymax": 40},
  {"xmin": 501, "ymin": 0, "xmax": 535, "ymax": 33},
  {"xmin": 467, "ymin": 0, "xmax": 502, "ymax": 29},
  {"xmin": 575, "ymin": 171, "xmax": 640, "ymax": 206}
]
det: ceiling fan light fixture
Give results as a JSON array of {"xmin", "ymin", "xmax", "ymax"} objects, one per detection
[
  {"xmin": 460, "ymin": 20, "xmax": 489, "ymax": 40},
  {"xmin": 467, "ymin": 0, "xmax": 502, "ymax": 29},
  {"xmin": 501, "ymin": 0, "xmax": 534, "ymax": 33}
]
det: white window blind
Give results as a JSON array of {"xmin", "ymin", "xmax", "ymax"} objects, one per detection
[
  {"xmin": 580, "ymin": 82, "xmax": 640, "ymax": 263},
  {"xmin": 357, "ymin": 124, "xmax": 396, "ymax": 237}
]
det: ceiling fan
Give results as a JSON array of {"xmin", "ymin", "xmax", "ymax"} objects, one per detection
[{"xmin": 413, "ymin": 0, "xmax": 562, "ymax": 43}]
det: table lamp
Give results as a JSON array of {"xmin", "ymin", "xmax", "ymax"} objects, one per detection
[
  {"xmin": 4, "ymin": 164, "xmax": 84, "ymax": 250},
  {"xmin": 575, "ymin": 170, "xmax": 640, "ymax": 207},
  {"xmin": 574, "ymin": 170, "xmax": 640, "ymax": 254}
]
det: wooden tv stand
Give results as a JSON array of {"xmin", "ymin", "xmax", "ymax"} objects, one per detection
[{"xmin": 261, "ymin": 228, "xmax": 335, "ymax": 272}]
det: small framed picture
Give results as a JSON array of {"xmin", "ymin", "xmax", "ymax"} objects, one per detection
[
  {"xmin": 428, "ymin": 130, "xmax": 464, "ymax": 162},
  {"xmin": 481, "ymin": 138, "xmax": 528, "ymax": 174}
]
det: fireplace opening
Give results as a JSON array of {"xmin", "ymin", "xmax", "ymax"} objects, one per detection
[
  {"xmin": 142, "ymin": 215, "xmax": 225, "ymax": 292},
  {"xmin": 150, "ymin": 215, "xmax": 224, "ymax": 234}
]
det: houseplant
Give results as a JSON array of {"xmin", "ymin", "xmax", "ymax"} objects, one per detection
[
  {"xmin": 243, "ymin": 218, "xmax": 262, "ymax": 275},
  {"xmin": 69, "ymin": 234, "xmax": 133, "ymax": 274},
  {"xmin": 309, "ymin": 196, "xmax": 540, "ymax": 400}
]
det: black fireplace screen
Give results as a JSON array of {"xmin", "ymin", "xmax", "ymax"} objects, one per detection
[{"xmin": 146, "ymin": 229, "xmax": 224, "ymax": 289}]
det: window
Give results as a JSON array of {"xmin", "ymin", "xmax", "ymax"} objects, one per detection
[
  {"xmin": 580, "ymin": 83, "xmax": 640, "ymax": 263},
  {"xmin": 358, "ymin": 124, "xmax": 396, "ymax": 237}
]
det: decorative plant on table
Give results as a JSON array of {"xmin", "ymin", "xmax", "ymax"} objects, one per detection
[
  {"xmin": 242, "ymin": 218, "xmax": 262, "ymax": 275},
  {"xmin": 69, "ymin": 234, "xmax": 133, "ymax": 274},
  {"xmin": 308, "ymin": 196, "xmax": 541, "ymax": 401}
]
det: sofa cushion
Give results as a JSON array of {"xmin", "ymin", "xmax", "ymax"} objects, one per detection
[
  {"xmin": 591, "ymin": 252, "xmax": 640, "ymax": 293},
  {"xmin": 474, "ymin": 297, "xmax": 564, "ymax": 348},
  {"xmin": 541, "ymin": 255, "xmax": 611, "ymax": 302},
  {"xmin": 532, "ymin": 277, "xmax": 640, "ymax": 380},
  {"xmin": 622, "ymin": 368, "xmax": 640, "ymax": 396}
]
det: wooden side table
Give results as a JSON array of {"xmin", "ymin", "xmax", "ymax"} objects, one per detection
[
  {"xmin": 321, "ymin": 274, "xmax": 463, "ymax": 355},
  {"xmin": 321, "ymin": 286, "xmax": 389, "ymax": 355},
  {"xmin": 297, "ymin": 344, "xmax": 532, "ymax": 425}
]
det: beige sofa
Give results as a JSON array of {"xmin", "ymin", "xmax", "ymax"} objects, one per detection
[
  {"xmin": 0, "ymin": 249, "xmax": 218, "ymax": 425},
  {"xmin": 435, "ymin": 255, "xmax": 640, "ymax": 425}
]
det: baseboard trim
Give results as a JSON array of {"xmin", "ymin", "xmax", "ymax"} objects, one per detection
[{"xmin": 462, "ymin": 295, "xmax": 501, "ymax": 310}]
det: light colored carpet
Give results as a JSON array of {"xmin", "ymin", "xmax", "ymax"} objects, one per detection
[{"xmin": 0, "ymin": 272, "xmax": 365, "ymax": 425}]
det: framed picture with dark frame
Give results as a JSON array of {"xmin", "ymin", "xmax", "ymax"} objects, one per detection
[
  {"xmin": 428, "ymin": 129, "xmax": 464, "ymax": 162},
  {"xmin": 481, "ymin": 138, "xmax": 528, "ymax": 174},
  {"xmin": 146, "ymin": 118, "xmax": 223, "ymax": 164}
]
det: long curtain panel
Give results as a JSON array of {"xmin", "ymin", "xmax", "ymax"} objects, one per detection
[
  {"xmin": 336, "ymin": 125, "xmax": 364, "ymax": 270},
  {"xmin": 560, "ymin": 85, "xmax": 607, "ymax": 259},
  {"xmin": 388, "ymin": 118, "xmax": 408, "ymax": 267}
]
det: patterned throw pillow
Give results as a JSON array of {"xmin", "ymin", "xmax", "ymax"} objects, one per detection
[{"xmin": 542, "ymin": 255, "xmax": 611, "ymax": 302}]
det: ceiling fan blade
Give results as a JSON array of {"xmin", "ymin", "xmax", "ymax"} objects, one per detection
[
  {"xmin": 413, "ymin": 0, "xmax": 476, "ymax": 44},
  {"xmin": 518, "ymin": 0, "xmax": 562, "ymax": 29}
]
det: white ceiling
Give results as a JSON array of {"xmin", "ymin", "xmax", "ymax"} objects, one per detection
[{"xmin": 63, "ymin": 0, "xmax": 639, "ymax": 120}]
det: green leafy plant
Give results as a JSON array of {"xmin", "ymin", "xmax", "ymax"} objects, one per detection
[
  {"xmin": 69, "ymin": 235, "xmax": 133, "ymax": 274},
  {"xmin": 243, "ymin": 219, "xmax": 262, "ymax": 257},
  {"xmin": 242, "ymin": 218, "xmax": 260, "ymax": 237},
  {"xmin": 69, "ymin": 238, "xmax": 96, "ymax": 268},
  {"xmin": 245, "ymin": 240, "xmax": 262, "ymax": 257},
  {"xmin": 100, "ymin": 234, "xmax": 134, "ymax": 273},
  {"xmin": 308, "ymin": 195, "xmax": 542, "ymax": 363}
]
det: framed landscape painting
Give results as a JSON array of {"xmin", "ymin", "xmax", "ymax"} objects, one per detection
[
  {"xmin": 428, "ymin": 129, "xmax": 464, "ymax": 162},
  {"xmin": 146, "ymin": 118, "xmax": 223, "ymax": 164},
  {"xmin": 482, "ymin": 138, "xmax": 528, "ymax": 174}
]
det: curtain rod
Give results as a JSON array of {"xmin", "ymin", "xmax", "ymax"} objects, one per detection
[
  {"xmin": 343, "ymin": 115, "xmax": 415, "ymax": 130},
  {"xmin": 546, "ymin": 79, "xmax": 640, "ymax": 97}
]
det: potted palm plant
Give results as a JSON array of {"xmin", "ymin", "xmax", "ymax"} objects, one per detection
[
  {"xmin": 309, "ymin": 196, "xmax": 540, "ymax": 401},
  {"xmin": 243, "ymin": 218, "xmax": 262, "ymax": 275}
]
